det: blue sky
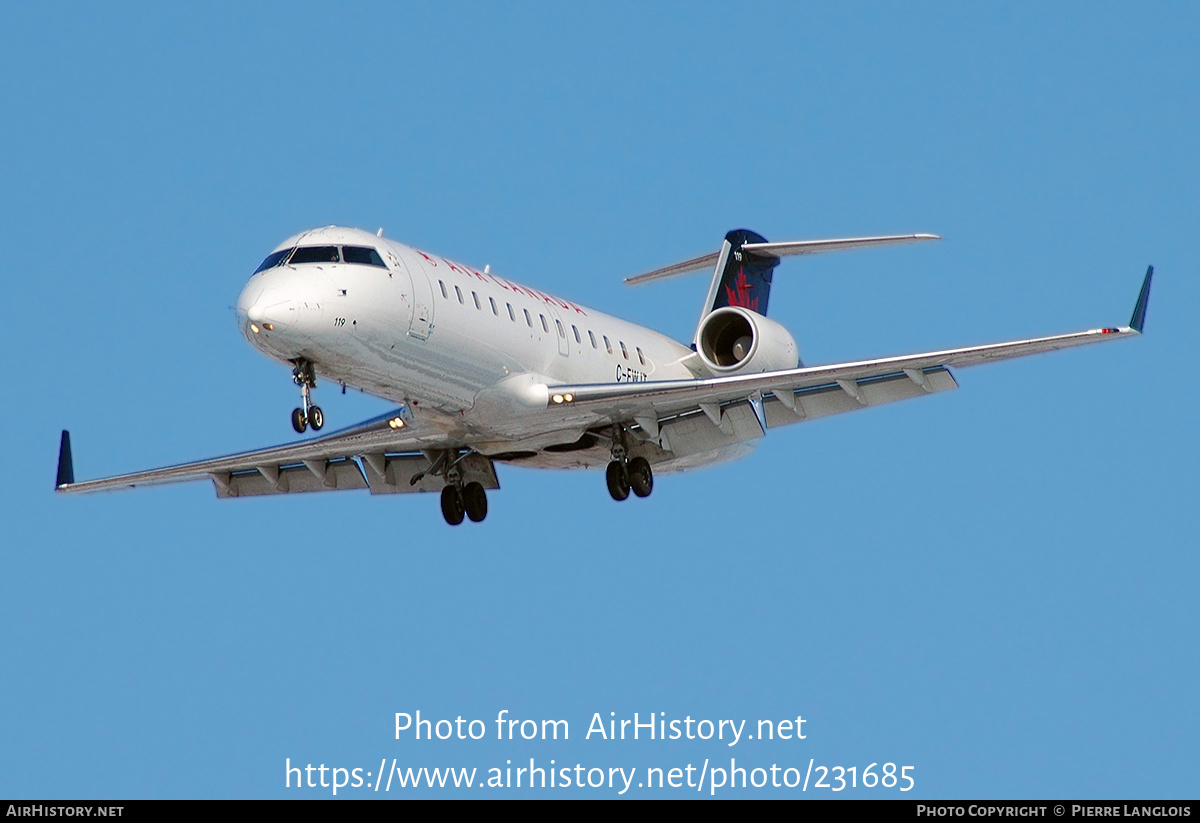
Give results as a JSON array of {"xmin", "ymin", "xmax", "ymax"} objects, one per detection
[{"xmin": 1, "ymin": 2, "xmax": 1196, "ymax": 798}]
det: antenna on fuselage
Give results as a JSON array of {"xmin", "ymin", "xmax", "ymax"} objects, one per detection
[{"xmin": 377, "ymin": 228, "xmax": 383, "ymax": 237}]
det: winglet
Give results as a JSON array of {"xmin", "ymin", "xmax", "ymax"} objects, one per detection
[
  {"xmin": 56, "ymin": 430, "xmax": 74, "ymax": 490},
  {"xmin": 1129, "ymin": 266, "xmax": 1153, "ymax": 333}
]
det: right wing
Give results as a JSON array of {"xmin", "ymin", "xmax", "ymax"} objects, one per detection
[
  {"xmin": 55, "ymin": 408, "xmax": 499, "ymax": 498},
  {"xmin": 550, "ymin": 267, "xmax": 1154, "ymax": 430}
]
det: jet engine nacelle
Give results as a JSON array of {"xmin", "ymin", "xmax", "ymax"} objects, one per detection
[{"xmin": 695, "ymin": 306, "xmax": 800, "ymax": 375}]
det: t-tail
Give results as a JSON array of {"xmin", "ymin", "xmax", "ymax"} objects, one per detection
[
  {"xmin": 623, "ymin": 229, "xmax": 940, "ymax": 329},
  {"xmin": 703, "ymin": 229, "xmax": 780, "ymax": 317}
]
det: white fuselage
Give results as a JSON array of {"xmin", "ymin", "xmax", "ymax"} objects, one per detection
[{"xmin": 235, "ymin": 226, "xmax": 711, "ymax": 467}]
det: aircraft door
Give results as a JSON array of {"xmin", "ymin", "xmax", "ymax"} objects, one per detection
[
  {"xmin": 544, "ymin": 302, "xmax": 570, "ymax": 357},
  {"xmin": 389, "ymin": 251, "xmax": 434, "ymax": 340}
]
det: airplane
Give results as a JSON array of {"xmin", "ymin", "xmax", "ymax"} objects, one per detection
[{"xmin": 55, "ymin": 225, "xmax": 1154, "ymax": 526}]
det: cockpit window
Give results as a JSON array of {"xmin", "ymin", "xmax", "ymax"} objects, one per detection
[
  {"xmin": 254, "ymin": 243, "xmax": 389, "ymax": 273},
  {"xmin": 254, "ymin": 249, "xmax": 291, "ymax": 273},
  {"xmin": 342, "ymin": 246, "xmax": 387, "ymax": 268},
  {"xmin": 288, "ymin": 245, "xmax": 340, "ymax": 265}
]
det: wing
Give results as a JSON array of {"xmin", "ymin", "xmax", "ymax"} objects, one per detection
[
  {"xmin": 55, "ymin": 408, "xmax": 499, "ymax": 498},
  {"xmin": 549, "ymin": 267, "xmax": 1154, "ymax": 439}
]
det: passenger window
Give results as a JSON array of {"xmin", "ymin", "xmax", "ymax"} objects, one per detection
[
  {"xmin": 455, "ymin": 286, "xmax": 464, "ymax": 304},
  {"xmin": 603, "ymin": 335, "xmax": 613, "ymax": 354},
  {"xmin": 540, "ymin": 315, "xmax": 549, "ymax": 333},
  {"xmin": 636, "ymin": 346, "xmax": 645, "ymax": 365},
  {"xmin": 588, "ymin": 330, "xmax": 597, "ymax": 348},
  {"xmin": 439, "ymin": 281, "xmax": 448, "ymax": 299},
  {"xmin": 572, "ymin": 325, "xmax": 581, "ymax": 344},
  {"xmin": 620, "ymin": 342, "xmax": 629, "ymax": 359},
  {"xmin": 472, "ymin": 291, "xmax": 481, "ymax": 310},
  {"xmin": 508, "ymin": 303, "xmax": 515, "ymax": 321},
  {"xmin": 489, "ymin": 297, "xmax": 498, "ymax": 315},
  {"xmin": 555, "ymin": 319, "xmax": 565, "ymax": 338},
  {"xmin": 524, "ymin": 309, "xmax": 532, "ymax": 327}
]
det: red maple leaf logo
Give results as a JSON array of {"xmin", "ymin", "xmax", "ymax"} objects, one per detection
[{"xmin": 724, "ymin": 266, "xmax": 759, "ymax": 311}]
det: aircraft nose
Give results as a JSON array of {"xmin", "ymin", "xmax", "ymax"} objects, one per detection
[
  {"xmin": 247, "ymin": 299, "xmax": 296, "ymax": 328},
  {"xmin": 238, "ymin": 284, "xmax": 297, "ymax": 334}
]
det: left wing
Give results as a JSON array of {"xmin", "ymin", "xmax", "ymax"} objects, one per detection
[
  {"xmin": 55, "ymin": 408, "xmax": 499, "ymax": 498},
  {"xmin": 549, "ymin": 267, "xmax": 1154, "ymax": 428}
]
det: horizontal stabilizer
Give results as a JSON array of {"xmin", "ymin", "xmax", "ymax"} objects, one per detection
[
  {"xmin": 623, "ymin": 251, "xmax": 721, "ymax": 286},
  {"xmin": 625, "ymin": 233, "xmax": 939, "ymax": 286},
  {"xmin": 740, "ymin": 234, "xmax": 940, "ymax": 259}
]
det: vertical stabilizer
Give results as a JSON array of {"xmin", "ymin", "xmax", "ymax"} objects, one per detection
[{"xmin": 702, "ymin": 229, "xmax": 781, "ymax": 319}]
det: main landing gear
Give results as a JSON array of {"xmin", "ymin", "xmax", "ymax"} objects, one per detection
[
  {"xmin": 290, "ymin": 359, "xmax": 324, "ymax": 434},
  {"xmin": 440, "ymin": 481, "xmax": 487, "ymax": 526},
  {"xmin": 605, "ymin": 425, "xmax": 653, "ymax": 502},
  {"xmin": 422, "ymin": 450, "xmax": 488, "ymax": 526}
]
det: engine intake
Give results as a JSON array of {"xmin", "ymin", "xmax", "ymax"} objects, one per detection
[{"xmin": 696, "ymin": 306, "xmax": 799, "ymax": 375}]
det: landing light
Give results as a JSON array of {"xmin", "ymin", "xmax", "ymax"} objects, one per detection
[
  {"xmin": 250, "ymin": 324, "xmax": 260, "ymax": 334},
  {"xmin": 388, "ymin": 417, "xmax": 405, "ymax": 429},
  {"xmin": 552, "ymin": 394, "xmax": 563, "ymax": 404},
  {"xmin": 263, "ymin": 323, "xmax": 274, "ymax": 331},
  {"xmin": 551, "ymin": 393, "xmax": 574, "ymax": 405}
]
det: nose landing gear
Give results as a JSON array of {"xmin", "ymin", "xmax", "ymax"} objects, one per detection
[
  {"xmin": 605, "ymin": 425, "xmax": 653, "ymax": 502},
  {"xmin": 290, "ymin": 359, "xmax": 324, "ymax": 434}
]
